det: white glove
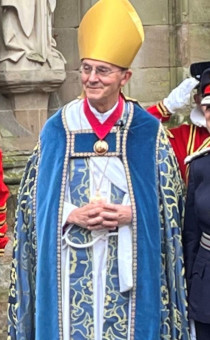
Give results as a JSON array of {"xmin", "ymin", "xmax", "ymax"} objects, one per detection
[{"xmin": 163, "ymin": 77, "xmax": 199, "ymax": 114}]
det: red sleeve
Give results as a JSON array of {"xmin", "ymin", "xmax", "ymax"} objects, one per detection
[
  {"xmin": 147, "ymin": 101, "xmax": 171, "ymax": 123},
  {"xmin": 167, "ymin": 124, "xmax": 191, "ymax": 183},
  {"xmin": 0, "ymin": 150, "xmax": 9, "ymax": 255},
  {"xmin": 147, "ymin": 102, "xmax": 189, "ymax": 182}
]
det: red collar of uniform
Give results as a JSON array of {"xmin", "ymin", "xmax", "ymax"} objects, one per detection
[{"xmin": 83, "ymin": 95, "xmax": 124, "ymax": 140}]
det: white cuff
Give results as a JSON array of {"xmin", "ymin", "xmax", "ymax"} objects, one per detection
[
  {"xmin": 118, "ymin": 225, "xmax": 133, "ymax": 292},
  {"xmin": 118, "ymin": 193, "xmax": 133, "ymax": 293},
  {"xmin": 163, "ymin": 97, "xmax": 176, "ymax": 114}
]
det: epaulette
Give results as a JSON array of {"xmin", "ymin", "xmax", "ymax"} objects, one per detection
[{"xmin": 184, "ymin": 147, "xmax": 210, "ymax": 164}]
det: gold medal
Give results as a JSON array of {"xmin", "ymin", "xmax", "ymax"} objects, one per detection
[{"xmin": 94, "ymin": 140, "xmax": 109, "ymax": 155}]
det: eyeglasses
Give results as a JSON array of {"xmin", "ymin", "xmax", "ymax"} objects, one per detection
[{"xmin": 80, "ymin": 63, "xmax": 123, "ymax": 77}]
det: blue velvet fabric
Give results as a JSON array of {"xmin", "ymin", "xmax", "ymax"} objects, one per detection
[
  {"xmin": 73, "ymin": 131, "xmax": 118, "ymax": 153},
  {"xmin": 35, "ymin": 104, "xmax": 160, "ymax": 339},
  {"xmin": 126, "ymin": 105, "xmax": 161, "ymax": 337},
  {"xmin": 7, "ymin": 101, "xmax": 189, "ymax": 339},
  {"xmin": 36, "ymin": 109, "xmax": 66, "ymax": 340}
]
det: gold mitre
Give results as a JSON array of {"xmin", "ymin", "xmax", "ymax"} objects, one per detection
[{"xmin": 78, "ymin": 0, "xmax": 144, "ymax": 68}]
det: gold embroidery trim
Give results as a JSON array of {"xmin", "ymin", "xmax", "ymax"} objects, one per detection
[
  {"xmin": 70, "ymin": 127, "xmax": 121, "ymax": 157},
  {"xmin": 187, "ymin": 125, "xmax": 196, "ymax": 156},
  {"xmin": 186, "ymin": 126, "xmax": 210, "ymax": 181},
  {"xmin": 121, "ymin": 102, "xmax": 137, "ymax": 340},
  {"xmin": 196, "ymin": 136, "xmax": 210, "ymax": 152},
  {"xmin": 57, "ymin": 105, "xmax": 72, "ymax": 340}
]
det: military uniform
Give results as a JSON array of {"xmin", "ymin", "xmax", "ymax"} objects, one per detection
[
  {"xmin": 147, "ymin": 62, "xmax": 210, "ymax": 184},
  {"xmin": 147, "ymin": 102, "xmax": 210, "ymax": 183},
  {"xmin": 183, "ymin": 148, "xmax": 210, "ymax": 339}
]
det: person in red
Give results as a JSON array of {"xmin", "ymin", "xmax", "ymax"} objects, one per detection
[
  {"xmin": 0, "ymin": 149, "xmax": 9, "ymax": 256},
  {"xmin": 147, "ymin": 61, "xmax": 210, "ymax": 184}
]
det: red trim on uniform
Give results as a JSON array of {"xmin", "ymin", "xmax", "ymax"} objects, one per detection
[{"xmin": 147, "ymin": 103, "xmax": 170, "ymax": 123}]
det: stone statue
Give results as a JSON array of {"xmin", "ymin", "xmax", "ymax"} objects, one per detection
[
  {"xmin": 0, "ymin": 0, "xmax": 65, "ymax": 69},
  {"xmin": 0, "ymin": 0, "xmax": 66, "ymax": 135}
]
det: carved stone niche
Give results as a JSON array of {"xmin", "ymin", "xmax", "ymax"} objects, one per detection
[{"xmin": 0, "ymin": 0, "xmax": 66, "ymax": 136}]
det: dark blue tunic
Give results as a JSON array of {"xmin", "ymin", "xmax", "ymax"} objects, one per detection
[{"xmin": 184, "ymin": 150, "xmax": 210, "ymax": 323}]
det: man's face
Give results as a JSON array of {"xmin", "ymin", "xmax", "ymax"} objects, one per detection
[
  {"xmin": 201, "ymin": 103, "xmax": 210, "ymax": 132},
  {"xmin": 80, "ymin": 59, "xmax": 132, "ymax": 112}
]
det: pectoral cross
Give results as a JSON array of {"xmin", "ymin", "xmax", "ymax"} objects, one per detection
[{"xmin": 90, "ymin": 190, "xmax": 107, "ymax": 203}]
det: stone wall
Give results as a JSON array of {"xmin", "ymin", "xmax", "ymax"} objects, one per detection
[
  {"xmin": 0, "ymin": 0, "xmax": 210, "ymax": 338},
  {"xmin": 53, "ymin": 0, "xmax": 210, "ymax": 108}
]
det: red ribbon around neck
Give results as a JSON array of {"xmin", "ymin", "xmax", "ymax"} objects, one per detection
[{"xmin": 83, "ymin": 95, "xmax": 124, "ymax": 140}]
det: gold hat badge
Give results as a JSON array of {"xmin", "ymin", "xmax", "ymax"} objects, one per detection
[{"xmin": 78, "ymin": 0, "xmax": 144, "ymax": 69}]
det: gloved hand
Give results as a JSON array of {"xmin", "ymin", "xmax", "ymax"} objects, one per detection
[{"xmin": 163, "ymin": 77, "xmax": 199, "ymax": 114}]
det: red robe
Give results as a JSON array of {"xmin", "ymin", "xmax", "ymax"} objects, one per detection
[
  {"xmin": 147, "ymin": 101, "xmax": 210, "ymax": 183},
  {"xmin": 0, "ymin": 150, "xmax": 9, "ymax": 255}
]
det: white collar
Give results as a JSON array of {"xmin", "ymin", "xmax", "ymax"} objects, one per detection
[
  {"xmin": 184, "ymin": 147, "xmax": 210, "ymax": 164},
  {"xmin": 190, "ymin": 106, "xmax": 206, "ymax": 128},
  {"xmin": 87, "ymin": 99, "xmax": 118, "ymax": 123}
]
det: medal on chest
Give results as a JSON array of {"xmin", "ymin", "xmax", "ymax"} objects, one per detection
[
  {"xmin": 83, "ymin": 95, "xmax": 124, "ymax": 156},
  {"xmin": 93, "ymin": 140, "xmax": 109, "ymax": 155}
]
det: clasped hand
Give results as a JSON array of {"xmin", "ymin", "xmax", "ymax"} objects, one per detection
[{"xmin": 67, "ymin": 200, "xmax": 132, "ymax": 231}]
